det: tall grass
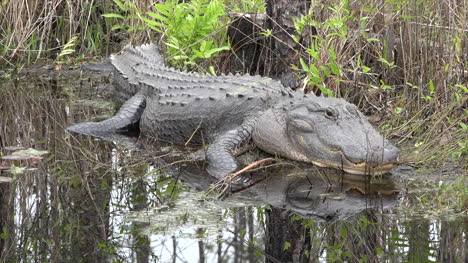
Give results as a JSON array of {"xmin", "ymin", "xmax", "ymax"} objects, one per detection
[{"xmin": 0, "ymin": 0, "xmax": 157, "ymax": 65}]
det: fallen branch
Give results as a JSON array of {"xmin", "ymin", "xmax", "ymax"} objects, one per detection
[
  {"xmin": 231, "ymin": 158, "xmax": 276, "ymax": 178},
  {"xmin": 212, "ymin": 158, "xmax": 277, "ymax": 196}
]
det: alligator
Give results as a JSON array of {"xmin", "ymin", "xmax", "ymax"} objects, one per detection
[{"xmin": 68, "ymin": 43, "xmax": 400, "ymax": 178}]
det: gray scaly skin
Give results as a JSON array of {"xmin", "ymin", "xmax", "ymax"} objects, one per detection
[{"xmin": 68, "ymin": 44, "xmax": 400, "ymax": 178}]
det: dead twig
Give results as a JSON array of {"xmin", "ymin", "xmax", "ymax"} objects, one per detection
[
  {"xmin": 211, "ymin": 158, "xmax": 277, "ymax": 196},
  {"xmin": 231, "ymin": 158, "xmax": 276, "ymax": 178}
]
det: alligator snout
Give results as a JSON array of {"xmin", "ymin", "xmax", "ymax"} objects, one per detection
[
  {"xmin": 341, "ymin": 142, "xmax": 400, "ymax": 170},
  {"xmin": 382, "ymin": 144, "xmax": 400, "ymax": 164}
]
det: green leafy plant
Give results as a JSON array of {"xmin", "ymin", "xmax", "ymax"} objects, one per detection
[
  {"xmin": 293, "ymin": 1, "xmax": 351, "ymax": 97},
  {"xmin": 146, "ymin": 0, "xmax": 230, "ymax": 69},
  {"xmin": 105, "ymin": 0, "xmax": 230, "ymax": 69},
  {"xmin": 56, "ymin": 35, "xmax": 79, "ymax": 63},
  {"xmin": 102, "ymin": 0, "xmax": 147, "ymax": 33}
]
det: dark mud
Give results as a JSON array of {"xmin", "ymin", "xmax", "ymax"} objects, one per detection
[{"xmin": 0, "ymin": 67, "xmax": 465, "ymax": 262}]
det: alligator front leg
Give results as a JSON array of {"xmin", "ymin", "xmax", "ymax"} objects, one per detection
[
  {"xmin": 67, "ymin": 93, "xmax": 146, "ymax": 136},
  {"xmin": 206, "ymin": 119, "xmax": 256, "ymax": 178}
]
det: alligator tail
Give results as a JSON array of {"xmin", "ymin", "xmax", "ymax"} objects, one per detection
[{"xmin": 67, "ymin": 93, "xmax": 146, "ymax": 136}]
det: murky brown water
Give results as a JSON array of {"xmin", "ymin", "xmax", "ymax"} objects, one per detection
[{"xmin": 0, "ymin": 67, "xmax": 466, "ymax": 262}]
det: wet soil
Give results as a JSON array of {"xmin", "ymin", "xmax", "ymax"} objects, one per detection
[{"xmin": 0, "ymin": 66, "xmax": 466, "ymax": 262}]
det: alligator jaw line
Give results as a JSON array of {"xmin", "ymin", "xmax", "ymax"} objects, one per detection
[{"xmin": 311, "ymin": 160, "xmax": 395, "ymax": 175}]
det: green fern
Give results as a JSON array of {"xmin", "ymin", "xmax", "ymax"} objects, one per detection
[
  {"xmin": 104, "ymin": 0, "xmax": 230, "ymax": 69},
  {"xmin": 146, "ymin": 0, "xmax": 230, "ymax": 69},
  {"xmin": 57, "ymin": 35, "xmax": 79, "ymax": 62}
]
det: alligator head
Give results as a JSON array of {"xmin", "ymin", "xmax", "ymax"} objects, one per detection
[{"xmin": 253, "ymin": 96, "xmax": 400, "ymax": 175}]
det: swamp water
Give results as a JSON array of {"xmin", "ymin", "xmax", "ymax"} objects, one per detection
[{"xmin": 0, "ymin": 68, "xmax": 465, "ymax": 262}]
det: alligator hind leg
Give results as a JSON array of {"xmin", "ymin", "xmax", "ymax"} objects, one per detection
[
  {"xmin": 67, "ymin": 93, "xmax": 146, "ymax": 136},
  {"xmin": 206, "ymin": 119, "xmax": 256, "ymax": 178}
]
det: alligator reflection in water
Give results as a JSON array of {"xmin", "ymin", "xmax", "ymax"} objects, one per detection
[{"xmin": 168, "ymin": 156, "xmax": 399, "ymax": 222}]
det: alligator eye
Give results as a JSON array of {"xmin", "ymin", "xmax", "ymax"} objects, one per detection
[{"xmin": 325, "ymin": 108, "xmax": 337, "ymax": 119}]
